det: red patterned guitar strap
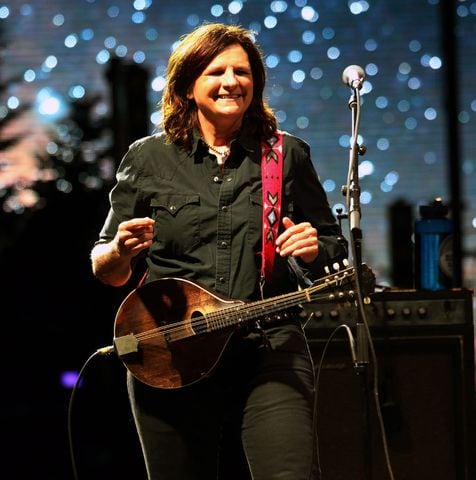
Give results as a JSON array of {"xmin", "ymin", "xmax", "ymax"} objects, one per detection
[{"xmin": 260, "ymin": 131, "xmax": 284, "ymax": 285}]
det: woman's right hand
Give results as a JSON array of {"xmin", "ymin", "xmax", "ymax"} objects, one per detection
[
  {"xmin": 115, "ymin": 217, "xmax": 155, "ymax": 259},
  {"xmin": 91, "ymin": 217, "xmax": 155, "ymax": 286}
]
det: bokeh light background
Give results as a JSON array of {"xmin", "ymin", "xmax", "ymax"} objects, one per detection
[
  {"xmin": 0, "ymin": 1, "xmax": 475, "ymax": 479},
  {"xmin": 2, "ymin": 0, "xmax": 475, "ymax": 280}
]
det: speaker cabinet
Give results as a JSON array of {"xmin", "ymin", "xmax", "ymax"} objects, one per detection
[{"xmin": 304, "ymin": 289, "xmax": 475, "ymax": 480}]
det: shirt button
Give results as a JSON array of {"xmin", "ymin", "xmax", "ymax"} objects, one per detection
[
  {"xmin": 220, "ymin": 241, "xmax": 228, "ymax": 248},
  {"xmin": 169, "ymin": 205, "xmax": 176, "ymax": 212},
  {"xmin": 213, "ymin": 176, "xmax": 220, "ymax": 183},
  {"xmin": 218, "ymin": 276, "xmax": 226, "ymax": 283},
  {"xmin": 225, "ymin": 176, "xmax": 232, "ymax": 182},
  {"xmin": 221, "ymin": 205, "xmax": 228, "ymax": 212}
]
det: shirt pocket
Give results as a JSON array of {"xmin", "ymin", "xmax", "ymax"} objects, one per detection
[
  {"xmin": 150, "ymin": 193, "xmax": 201, "ymax": 253},
  {"xmin": 247, "ymin": 192, "xmax": 263, "ymax": 248}
]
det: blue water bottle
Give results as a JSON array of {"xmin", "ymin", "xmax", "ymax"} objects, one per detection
[{"xmin": 414, "ymin": 198, "xmax": 453, "ymax": 291}]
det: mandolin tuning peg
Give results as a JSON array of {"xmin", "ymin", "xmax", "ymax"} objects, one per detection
[
  {"xmin": 324, "ymin": 265, "xmax": 330, "ymax": 274},
  {"xmin": 342, "ymin": 258, "xmax": 349, "ymax": 267},
  {"xmin": 332, "ymin": 262, "xmax": 341, "ymax": 271}
]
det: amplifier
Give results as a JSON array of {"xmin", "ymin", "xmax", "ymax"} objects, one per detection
[
  {"xmin": 303, "ymin": 287, "xmax": 474, "ymax": 330},
  {"xmin": 303, "ymin": 288, "xmax": 475, "ymax": 480}
]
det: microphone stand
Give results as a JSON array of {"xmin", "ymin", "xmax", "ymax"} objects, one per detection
[{"xmin": 342, "ymin": 84, "xmax": 373, "ymax": 479}]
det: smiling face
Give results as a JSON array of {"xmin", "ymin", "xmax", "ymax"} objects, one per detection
[{"xmin": 187, "ymin": 44, "xmax": 254, "ymax": 134}]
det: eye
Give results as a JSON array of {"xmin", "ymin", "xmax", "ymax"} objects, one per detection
[
  {"xmin": 205, "ymin": 67, "xmax": 225, "ymax": 76},
  {"xmin": 235, "ymin": 68, "xmax": 251, "ymax": 76}
]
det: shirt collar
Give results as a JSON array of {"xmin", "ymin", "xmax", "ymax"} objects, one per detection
[{"xmin": 190, "ymin": 130, "xmax": 202, "ymax": 157}]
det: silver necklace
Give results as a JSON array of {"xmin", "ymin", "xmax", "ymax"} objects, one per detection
[{"xmin": 205, "ymin": 143, "xmax": 231, "ymax": 163}]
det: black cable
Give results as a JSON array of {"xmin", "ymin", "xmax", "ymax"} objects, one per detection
[
  {"xmin": 67, "ymin": 345, "xmax": 115, "ymax": 480},
  {"xmin": 348, "ymin": 240, "xmax": 396, "ymax": 480},
  {"xmin": 309, "ymin": 322, "xmax": 357, "ymax": 479}
]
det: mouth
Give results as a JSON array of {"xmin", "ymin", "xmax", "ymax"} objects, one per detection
[{"xmin": 216, "ymin": 94, "xmax": 242, "ymax": 100}]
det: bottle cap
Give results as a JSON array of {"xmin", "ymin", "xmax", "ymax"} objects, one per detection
[{"xmin": 419, "ymin": 197, "xmax": 448, "ymax": 218}]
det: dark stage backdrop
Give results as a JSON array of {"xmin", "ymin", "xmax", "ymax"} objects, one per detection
[{"xmin": 0, "ymin": 1, "xmax": 474, "ymax": 479}]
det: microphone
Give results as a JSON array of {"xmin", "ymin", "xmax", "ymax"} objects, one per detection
[{"xmin": 342, "ymin": 65, "xmax": 365, "ymax": 90}]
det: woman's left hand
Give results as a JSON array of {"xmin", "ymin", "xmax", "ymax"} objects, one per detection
[{"xmin": 275, "ymin": 216, "xmax": 319, "ymax": 264}]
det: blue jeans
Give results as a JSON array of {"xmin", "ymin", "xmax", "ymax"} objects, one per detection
[{"xmin": 127, "ymin": 320, "xmax": 318, "ymax": 480}]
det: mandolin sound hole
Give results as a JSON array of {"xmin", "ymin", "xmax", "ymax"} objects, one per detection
[{"xmin": 190, "ymin": 310, "xmax": 208, "ymax": 335}]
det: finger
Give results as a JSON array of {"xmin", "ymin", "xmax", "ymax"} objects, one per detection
[
  {"xmin": 276, "ymin": 223, "xmax": 315, "ymax": 250},
  {"xmin": 276, "ymin": 217, "xmax": 299, "ymax": 246},
  {"xmin": 123, "ymin": 217, "xmax": 155, "ymax": 230},
  {"xmin": 130, "ymin": 238, "xmax": 153, "ymax": 255},
  {"xmin": 116, "ymin": 226, "xmax": 152, "ymax": 251},
  {"xmin": 278, "ymin": 235, "xmax": 316, "ymax": 257},
  {"xmin": 121, "ymin": 235, "xmax": 153, "ymax": 256},
  {"xmin": 279, "ymin": 226, "xmax": 318, "ymax": 254},
  {"xmin": 282, "ymin": 216, "xmax": 294, "ymax": 229}
]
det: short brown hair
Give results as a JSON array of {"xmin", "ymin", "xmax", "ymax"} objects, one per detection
[{"xmin": 160, "ymin": 23, "xmax": 277, "ymax": 150}]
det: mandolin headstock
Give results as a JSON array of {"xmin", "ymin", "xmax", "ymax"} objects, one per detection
[{"xmin": 310, "ymin": 260, "xmax": 375, "ymax": 305}]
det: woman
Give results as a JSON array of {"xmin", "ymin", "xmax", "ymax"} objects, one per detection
[{"xmin": 91, "ymin": 22, "xmax": 347, "ymax": 480}]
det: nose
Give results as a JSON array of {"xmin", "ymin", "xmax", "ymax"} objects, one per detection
[{"xmin": 222, "ymin": 67, "xmax": 238, "ymax": 88}]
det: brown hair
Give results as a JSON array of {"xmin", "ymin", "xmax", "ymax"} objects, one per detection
[{"xmin": 160, "ymin": 23, "xmax": 277, "ymax": 150}]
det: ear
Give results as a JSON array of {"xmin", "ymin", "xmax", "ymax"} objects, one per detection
[{"xmin": 186, "ymin": 89, "xmax": 194, "ymax": 100}]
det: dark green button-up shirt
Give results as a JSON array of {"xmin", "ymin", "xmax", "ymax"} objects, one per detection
[{"xmin": 97, "ymin": 129, "xmax": 347, "ymax": 301}]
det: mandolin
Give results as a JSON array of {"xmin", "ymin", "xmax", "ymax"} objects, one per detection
[{"xmin": 113, "ymin": 263, "xmax": 372, "ymax": 389}]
